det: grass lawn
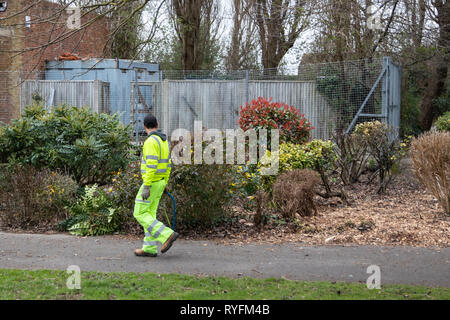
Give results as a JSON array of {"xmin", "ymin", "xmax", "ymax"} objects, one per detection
[{"xmin": 0, "ymin": 268, "xmax": 448, "ymax": 300}]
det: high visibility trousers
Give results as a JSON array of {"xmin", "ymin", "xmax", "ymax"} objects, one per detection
[{"xmin": 133, "ymin": 179, "xmax": 174, "ymax": 254}]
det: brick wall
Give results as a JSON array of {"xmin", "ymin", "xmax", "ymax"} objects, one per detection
[
  {"xmin": 0, "ymin": 0, "xmax": 24, "ymax": 123},
  {"xmin": 0, "ymin": 0, "xmax": 110, "ymax": 123}
]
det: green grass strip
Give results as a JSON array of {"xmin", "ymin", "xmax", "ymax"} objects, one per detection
[{"xmin": 0, "ymin": 268, "xmax": 448, "ymax": 300}]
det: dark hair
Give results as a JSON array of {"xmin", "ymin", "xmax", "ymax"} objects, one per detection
[{"xmin": 144, "ymin": 114, "xmax": 158, "ymax": 129}]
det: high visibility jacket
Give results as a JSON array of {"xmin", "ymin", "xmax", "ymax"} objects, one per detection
[{"xmin": 141, "ymin": 131, "xmax": 172, "ymax": 186}]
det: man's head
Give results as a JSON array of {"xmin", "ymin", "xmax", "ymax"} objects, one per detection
[{"xmin": 144, "ymin": 114, "xmax": 158, "ymax": 134}]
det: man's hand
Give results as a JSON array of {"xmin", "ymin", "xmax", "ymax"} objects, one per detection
[
  {"xmin": 142, "ymin": 185, "xmax": 151, "ymax": 200},
  {"xmin": 165, "ymin": 184, "xmax": 169, "ymax": 193}
]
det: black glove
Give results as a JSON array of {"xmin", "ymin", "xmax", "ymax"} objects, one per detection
[{"xmin": 142, "ymin": 185, "xmax": 150, "ymax": 200}]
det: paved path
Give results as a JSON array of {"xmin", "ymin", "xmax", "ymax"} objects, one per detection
[{"xmin": 1, "ymin": 232, "xmax": 449, "ymax": 287}]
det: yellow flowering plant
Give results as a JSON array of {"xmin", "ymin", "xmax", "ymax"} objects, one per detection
[
  {"xmin": 258, "ymin": 139, "xmax": 337, "ymax": 193},
  {"xmin": 233, "ymin": 163, "xmax": 262, "ymax": 196}
]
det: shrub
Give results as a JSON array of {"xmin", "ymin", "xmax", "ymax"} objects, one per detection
[
  {"xmin": 0, "ymin": 104, "xmax": 134, "ymax": 185},
  {"xmin": 60, "ymin": 184, "xmax": 120, "ymax": 236},
  {"xmin": 259, "ymin": 139, "xmax": 337, "ymax": 191},
  {"xmin": 253, "ymin": 190, "xmax": 269, "ymax": 229},
  {"xmin": 234, "ymin": 164, "xmax": 262, "ymax": 196},
  {"xmin": 238, "ymin": 97, "xmax": 314, "ymax": 144},
  {"xmin": 169, "ymin": 164, "xmax": 234, "ymax": 230},
  {"xmin": 272, "ymin": 169, "xmax": 321, "ymax": 219},
  {"xmin": 435, "ymin": 111, "xmax": 450, "ymax": 132},
  {"xmin": 106, "ymin": 160, "xmax": 143, "ymax": 234},
  {"xmin": 353, "ymin": 121, "xmax": 408, "ymax": 194},
  {"xmin": 334, "ymin": 130, "xmax": 370, "ymax": 185},
  {"xmin": 400, "ymin": 82, "xmax": 422, "ymax": 137},
  {"xmin": 410, "ymin": 131, "xmax": 450, "ymax": 214},
  {"xmin": 433, "ymin": 80, "xmax": 450, "ymax": 120},
  {"xmin": 0, "ymin": 164, "xmax": 78, "ymax": 229}
]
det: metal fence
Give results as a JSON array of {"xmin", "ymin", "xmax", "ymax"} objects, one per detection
[
  {"xmin": 0, "ymin": 57, "xmax": 401, "ymax": 141},
  {"xmin": 135, "ymin": 79, "xmax": 334, "ymax": 140},
  {"xmin": 20, "ymin": 80, "xmax": 110, "ymax": 114}
]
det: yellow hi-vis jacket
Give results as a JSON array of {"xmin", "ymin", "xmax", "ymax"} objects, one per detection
[{"xmin": 141, "ymin": 131, "xmax": 172, "ymax": 186}]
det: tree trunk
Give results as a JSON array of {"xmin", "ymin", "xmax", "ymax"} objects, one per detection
[
  {"xmin": 252, "ymin": 0, "xmax": 309, "ymax": 72},
  {"xmin": 172, "ymin": 0, "xmax": 202, "ymax": 70},
  {"xmin": 419, "ymin": 0, "xmax": 449, "ymax": 130}
]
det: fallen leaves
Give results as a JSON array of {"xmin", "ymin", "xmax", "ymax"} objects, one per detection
[{"xmin": 189, "ymin": 161, "xmax": 449, "ymax": 248}]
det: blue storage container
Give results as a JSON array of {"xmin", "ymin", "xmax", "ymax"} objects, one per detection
[{"xmin": 45, "ymin": 59, "xmax": 160, "ymax": 125}]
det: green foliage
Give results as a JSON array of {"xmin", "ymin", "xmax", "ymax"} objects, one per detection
[
  {"xmin": 433, "ymin": 80, "xmax": 450, "ymax": 119},
  {"xmin": 0, "ymin": 104, "xmax": 134, "ymax": 185},
  {"xmin": 400, "ymin": 85, "xmax": 422, "ymax": 136},
  {"xmin": 106, "ymin": 161, "xmax": 143, "ymax": 234},
  {"xmin": 168, "ymin": 164, "xmax": 234, "ymax": 230},
  {"xmin": 61, "ymin": 184, "xmax": 119, "ymax": 236},
  {"xmin": 259, "ymin": 139, "xmax": 337, "ymax": 191},
  {"xmin": 0, "ymin": 164, "xmax": 78, "ymax": 228},
  {"xmin": 233, "ymin": 164, "xmax": 262, "ymax": 196},
  {"xmin": 435, "ymin": 111, "xmax": 450, "ymax": 132}
]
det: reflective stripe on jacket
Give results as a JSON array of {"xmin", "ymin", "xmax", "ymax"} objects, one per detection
[{"xmin": 141, "ymin": 134, "xmax": 172, "ymax": 186}]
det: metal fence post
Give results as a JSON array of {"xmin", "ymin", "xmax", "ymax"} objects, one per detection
[
  {"xmin": 134, "ymin": 70, "xmax": 139, "ymax": 146},
  {"xmin": 163, "ymin": 79, "xmax": 169, "ymax": 135},
  {"xmin": 19, "ymin": 71, "xmax": 23, "ymax": 115},
  {"xmin": 381, "ymin": 56, "xmax": 390, "ymax": 127},
  {"xmin": 245, "ymin": 70, "xmax": 249, "ymax": 104}
]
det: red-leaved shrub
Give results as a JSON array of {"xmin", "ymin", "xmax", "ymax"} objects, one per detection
[{"xmin": 238, "ymin": 97, "xmax": 314, "ymax": 144}]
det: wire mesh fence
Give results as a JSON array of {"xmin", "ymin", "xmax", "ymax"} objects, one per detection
[{"xmin": 0, "ymin": 57, "xmax": 401, "ymax": 142}]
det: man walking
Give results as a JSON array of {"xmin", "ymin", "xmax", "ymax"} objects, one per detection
[{"xmin": 134, "ymin": 114, "xmax": 179, "ymax": 257}]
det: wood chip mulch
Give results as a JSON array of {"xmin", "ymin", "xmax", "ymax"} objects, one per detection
[{"xmin": 183, "ymin": 160, "xmax": 450, "ymax": 248}]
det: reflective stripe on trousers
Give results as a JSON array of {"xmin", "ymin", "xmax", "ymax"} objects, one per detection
[{"xmin": 133, "ymin": 180, "xmax": 174, "ymax": 254}]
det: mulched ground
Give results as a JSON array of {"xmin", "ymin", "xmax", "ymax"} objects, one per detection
[
  {"xmin": 181, "ymin": 158, "xmax": 450, "ymax": 248},
  {"xmin": 2, "ymin": 159, "xmax": 448, "ymax": 248}
]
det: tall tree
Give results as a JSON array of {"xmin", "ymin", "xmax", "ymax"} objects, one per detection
[
  {"xmin": 308, "ymin": 0, "xmax": 400, "ymax": 62},
  {"xmin": 197, "ymin": 0, "xmax": 222, "ymax": 70},
  {"xmin": 225, "ymin": 0, "xmax": 260, "ymax": 70},
  {"xmin": 249, "ymin": 0, "xmax": 312, "ymax": 73},
  {"xmin": 109, "ymin": 0, "xmax": 145, "ymax": 59},
  {"xmin": 171, "ymin": 0, "xmax": 202, "ymax": 70},
  {"xmin": 419, "ymin": 0, "xmax": 450, "ymax": 129},
  {"xmin": 170, "ymin": 0, "xmax": 221, "ymax": 70}
]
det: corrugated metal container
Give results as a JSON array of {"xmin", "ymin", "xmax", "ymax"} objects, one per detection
[{"xmin": 45, "ymin": 59, "xmax": 160, "ymax": 124}]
